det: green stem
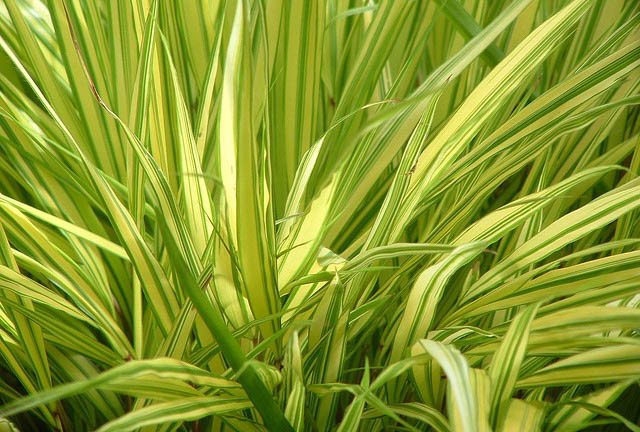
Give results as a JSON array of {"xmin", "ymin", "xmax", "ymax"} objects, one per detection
[{"xmin": 160, "ymin": 222, "xmax": 293, "ymax": 432}]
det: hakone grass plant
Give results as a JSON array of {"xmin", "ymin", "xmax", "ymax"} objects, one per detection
[{"xmin": 0, "ymin": 0, "xmax": 638, "ymax": 430}]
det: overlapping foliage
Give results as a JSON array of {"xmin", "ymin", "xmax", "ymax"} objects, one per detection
[{"xmin": 0, "ymin": 0, "xmax": 638, "ymax": 430}]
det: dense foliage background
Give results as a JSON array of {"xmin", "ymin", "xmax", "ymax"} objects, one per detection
[{"xmin": 0, "ymin": 0, "xmax": 638, "ymax": 430}]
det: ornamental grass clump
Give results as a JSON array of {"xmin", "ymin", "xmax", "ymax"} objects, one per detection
[{"xmin": 0, "ymin": 0, "xmax": 639, "ymax": 430}]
